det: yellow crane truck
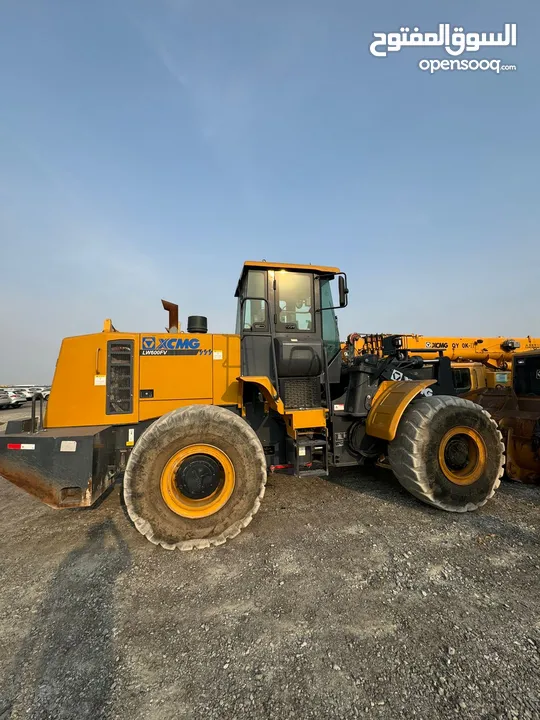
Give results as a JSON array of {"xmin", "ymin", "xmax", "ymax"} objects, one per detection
[
  {"xmin": 0, "ymin": 262, "xmax": 504, "ymax": 550},
  {"xmin": 346, "ymin": 333, "xmax": 540, "ymax": 368},
  {"xmin": 343, "ymin": 333, "xmax": 540, "ymax": 371},
  {"xmin": 343, "ymin": 333, "xmax": 540, "ymax": 394},
  {"xmin": 451, "ymin": 363, "xmax": 511, "ymax": 395}
]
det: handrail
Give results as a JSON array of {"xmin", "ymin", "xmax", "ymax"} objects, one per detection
[
  {"xmin": 322, "ymin": 345, "xmax": 332, "ymax": 419},
  {"xmin": 31, "ymin": 393, "xmax": 44, "ymax": 434}
]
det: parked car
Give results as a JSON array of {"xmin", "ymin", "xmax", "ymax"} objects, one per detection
[
  {"xmin": 0, "ymin": 389, "xmax": 11, "ymax": 409},
  {"xmin": 4, "ymin": 389, "xmax": 26, "ymax": 408},
  {"xmin": 23, "ymin": 387, "xmax": 48, "ymax": 400},
  {"xmin": 34, "ymin": 386, "xmax": 50, "ymax": 400}
]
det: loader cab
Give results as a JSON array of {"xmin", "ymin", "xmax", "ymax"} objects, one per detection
[
  {"xmin": 235, "ymin": 262, "xmax": 348, "ymax": 409},
  {"xmin": 512, "ymin": 352, "xmax": 540, "ymax": 413},
  {"xmin": 514, "ymin": 352, "xmax": 540, "ymax": 396}
]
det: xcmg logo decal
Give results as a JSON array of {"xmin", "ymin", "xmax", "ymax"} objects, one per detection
[
  {"xmin": 142, "ymin": 337, "xmax": 201, "ymax": 350},
  {"xmin": 425, "ymin": 341, "xmax": 449, "ymax": 349},
  {"xmin": 390, "ymin": 369, "xmax": 433, "ymax": 396},
  {"xmin": 141, "ymin": 336, "xmax": 202, "ymax": 356}
]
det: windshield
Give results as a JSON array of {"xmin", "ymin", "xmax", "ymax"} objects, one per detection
[{"xmin": 275, "ymin": 271, "xmax": 313, "ymax": 332}]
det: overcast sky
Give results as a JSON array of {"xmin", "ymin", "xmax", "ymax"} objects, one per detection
[{"xmin": 0, "ymin": 0, "xmax": 537, "ymax": 383}]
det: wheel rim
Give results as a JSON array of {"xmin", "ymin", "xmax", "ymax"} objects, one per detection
[
  {"xmin": 160, "ymin": 444, "xmax": 235, "ymax": 518},
  {"xmin": 438, "ymin": 426, "xmax": 487, "ymax": 486}
]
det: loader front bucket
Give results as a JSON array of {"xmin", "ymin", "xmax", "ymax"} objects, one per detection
[{"xmin": 0, "ymin": 421, "xmax": 116, "ymax": 509}]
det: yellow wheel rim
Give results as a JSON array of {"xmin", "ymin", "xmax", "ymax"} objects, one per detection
[
  {"xmin": 160, "ymin": 444, "xmax": 235, "ymax": 518},
  {"xmin": 438, "ymin": 426, "xmax": 487, "ymax": 486}
]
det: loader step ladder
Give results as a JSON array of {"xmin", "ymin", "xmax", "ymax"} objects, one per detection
[{"xmin": 294, "ymin": 431, "xmax": 329, "ymax": 478}]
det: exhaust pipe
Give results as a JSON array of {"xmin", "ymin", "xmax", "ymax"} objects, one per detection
[{"xmin": 162, "ymin": 299, "xmax": 179, "ymax": 333}]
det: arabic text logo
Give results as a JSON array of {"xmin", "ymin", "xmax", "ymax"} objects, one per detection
[{"xmin": 370, "ymin": 23, "xmax": 517, "ymax": 58}]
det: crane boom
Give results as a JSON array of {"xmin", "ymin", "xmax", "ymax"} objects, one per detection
[{"xmin": 346, "ymin": 334, "xmax": 540, "ymax": 369}]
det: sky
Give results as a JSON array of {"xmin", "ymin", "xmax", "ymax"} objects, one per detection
[{"xmin": 0, "ymin": 0, "xmax": 537, "ymax": 383}]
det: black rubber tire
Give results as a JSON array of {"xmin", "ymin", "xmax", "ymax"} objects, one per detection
[
  {"xmin": 388, "ymin": 395, "xmax": 504, "ymax": 512},
  {"xmin": 123, "ymin": 405, "xmax": 267, "ymax": 550}
]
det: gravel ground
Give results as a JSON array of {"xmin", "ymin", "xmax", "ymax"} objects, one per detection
[{"xmin": 0, "ymin": 454, "xmax": 538, "ymax": 720}]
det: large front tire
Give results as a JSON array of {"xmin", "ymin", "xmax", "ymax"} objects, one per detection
[
  {"xmin": 124, "ymin": 405, "xmax": 267, "ymax": 550},
  {"xmin": 388, "ymin": 395, "xmax": 504, "ymax": 512}
]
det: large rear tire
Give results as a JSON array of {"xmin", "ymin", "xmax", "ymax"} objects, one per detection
[
  {"xmin": 124, "ymin": 405, "xmax": 267, "ymax": 550},
  {"xmin": 388, "ymin": 395, "xmax": 504, "ymax": 512}
]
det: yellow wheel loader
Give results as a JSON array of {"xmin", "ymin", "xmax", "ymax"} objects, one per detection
[
  {"xmin": 0, "ymin": 262, "xmax": 505, "ymax": 549},
  {"xmin": 470, "ymin": 350, "xmax": 540, "ymax": 485}
]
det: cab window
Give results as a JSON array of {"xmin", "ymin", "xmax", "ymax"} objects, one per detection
[
  {"xmin": 320, "ymin": 278, "xmax": 341, "ymax": 361},
  {"xmin": 514, "ymin": 356, "xmax": 540, "ymax": 396},
  {"xmin": 236, "ymin": 270, "xmax": 268, "ymax": 333},
  {"xmin": 452, "ymin": 368, "xmax": 472, "ymax": 394},
  {"xmin": 275, "ymin": 271, "xmax": 313, "ymax": 332}
]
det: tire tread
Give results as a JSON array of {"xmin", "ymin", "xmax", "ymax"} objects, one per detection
[
  {"xmin": 123, "ymin": 405, "xmax": 267, "ymax": 550},
  {"xmin": 388, "ymin": 396, "xmax": 504, "ymax": 512}
]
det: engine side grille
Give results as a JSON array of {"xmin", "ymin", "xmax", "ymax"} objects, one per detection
[
  {"xmin": 106, "ymin": 341, "xmax": 134, "ymax": 415},
  {"xmin": 281, "ymin": 377, "xmax": 321, "ymax": 410}
]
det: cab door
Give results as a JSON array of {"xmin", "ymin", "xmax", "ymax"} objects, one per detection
[{"xmin": 238, "ymin": 269, "xmax": 275, "ymax": 385}]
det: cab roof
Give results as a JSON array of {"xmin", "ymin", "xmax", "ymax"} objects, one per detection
[
  {"xmin": 235, "ymin": 261, "xmax": 341, "ymax": 297},
  {"xmin": 513, "ymin": 349, "xmax": 540, "ymax": 358}
]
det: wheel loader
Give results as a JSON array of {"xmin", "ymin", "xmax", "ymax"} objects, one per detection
[
  {"xmin": 469, "ymin": 350, "xmax": 540, "ymax": 485},
  {"xmin": 0, "ymin": 261, "xmax": 505, "ymax": 550}
]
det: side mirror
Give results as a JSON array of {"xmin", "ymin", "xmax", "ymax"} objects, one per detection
[{"xmin": 338, "ymin": 275, "xmax": 349, "ymax": 307}]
